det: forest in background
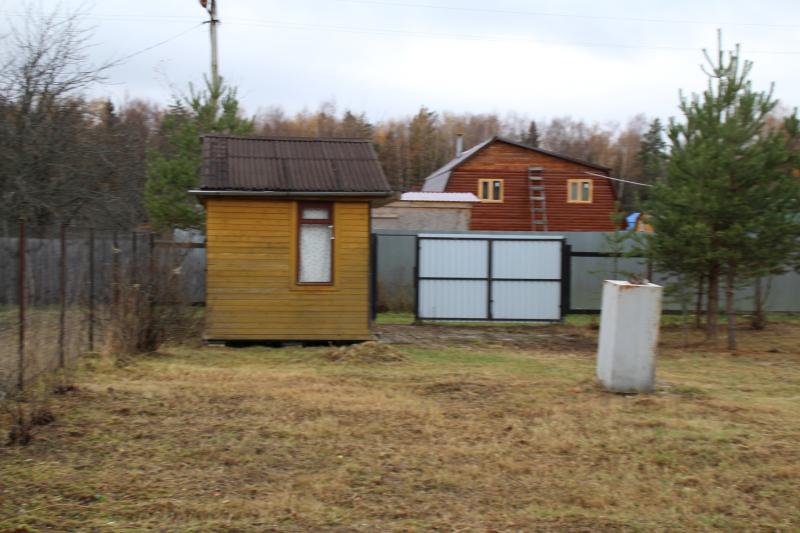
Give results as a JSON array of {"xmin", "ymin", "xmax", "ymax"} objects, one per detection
[
  {"xmin": 0, "ymin": 6, "xmax": 787, "ymax": 236},
  {"xmin": 255, "ymin": 102, "xmax": 662, "ymax": 197},
  {"xmin": 1, "ymin": 89, "xmax": 666, "ymax": 232}
]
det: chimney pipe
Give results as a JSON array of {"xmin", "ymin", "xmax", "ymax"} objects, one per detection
[{"xmin": 455, "ymin": 133, "xmax": 464, "ymax": 158}]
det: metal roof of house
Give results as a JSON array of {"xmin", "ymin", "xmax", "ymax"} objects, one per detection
[
  {"xmin": 399, "ymin": 192, "xmax": 479, "ymax": 203},
  {"xmin": 421, "ymin": 136, "xmax": 611, "ymax": 192},
  {"xmin": 198, "ymin": 135, "xmax": 392, "ymax": 194}
]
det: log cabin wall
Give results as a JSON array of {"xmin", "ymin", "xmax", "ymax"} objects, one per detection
[
  {"xmin": 204, "ymin": 197, "xmax": 371, "ymax": 341},
  {"xmin": 445, "ymin": 141, "xmax": 618, "ymax": 232}
]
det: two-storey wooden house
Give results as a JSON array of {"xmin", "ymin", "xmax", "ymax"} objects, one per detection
[{"xmin": 421, "ymin": 136, "xmax": 617, "ymax": 232}]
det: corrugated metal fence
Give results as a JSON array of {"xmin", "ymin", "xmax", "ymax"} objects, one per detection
[
  {"xmin": 375, "ymin": 229, "xmax": 800, "ymax": 314},
  {"xmin": 6, "ymin": 228, "xmax": 793, "ymax": 318}
]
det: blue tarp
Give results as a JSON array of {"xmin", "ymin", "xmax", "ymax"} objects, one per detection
[{"xmin": 626, "ymin": 212, "xmax": 641, "ymax": 231}]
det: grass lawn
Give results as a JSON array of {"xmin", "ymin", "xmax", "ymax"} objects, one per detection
[{"xmin": 1, "ymin": 318, "xmax": 799, "ymax": 531}]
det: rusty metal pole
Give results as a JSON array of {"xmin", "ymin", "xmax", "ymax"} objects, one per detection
[
  {"xmin": 148, "ymin": 233, "xmax": 157, "ymax": 350},
  {"xmin": 131, "ymin": 232, "xmax": 139, "ymax": 350},
  {"xmin": 58, "ymin": 224, "xmax": 66, "ymax": 368},
  {"xmin": 111, "ymin": 231, "xmax": 121, "ymax": 351},
  {"xmin": 112, "ymin": 231, "xmax": 120, "ymax": 313},
  {"xmin": 88, "ymin": 227, "xmax": 95, "ymax": 351},
  {"xmin": 131, "ymin": 232, "xmax": 138, "ymax": 285},
  {"xmin": 17, "ymin": 218, "xmax": 25, "ymax": 391},
  {"xmin": 148, "ymin": 232, "xmax": 156, "ymax": 308}
]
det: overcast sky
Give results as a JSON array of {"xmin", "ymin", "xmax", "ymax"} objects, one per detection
[{"xmin": 2, "ymin": 0, "xmax": 800, "ymax": 125}]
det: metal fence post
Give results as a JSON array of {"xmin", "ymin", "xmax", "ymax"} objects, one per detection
[
  {"xmin": 148, "ymin": 232, "xmax": 155, "ymax": 291},
  {"xmin": 131, "ymin": 232, "xmax": 138, "ymax": 285},
  {"xmin": 17, "ymin": 218, "xmax": 25, "ymax": 391},
  {"xmin": 58, "ymin": 223, "xmax": 66, "ymax": 368},
  {"xmin": 88, "ymin": 227, "xmax": 95, "ymax": 352},
  {"xmin": 148, "ymin": 232, "xmax": 156, "ymax": 328},
  {"xmin": 112, "ymin": 231, "xmax": 120, "ymax": 313}
]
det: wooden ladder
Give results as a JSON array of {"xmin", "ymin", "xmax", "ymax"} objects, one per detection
[{"xmin": 528, "ymin": 166, "xmax": 548, "ymax": 231}]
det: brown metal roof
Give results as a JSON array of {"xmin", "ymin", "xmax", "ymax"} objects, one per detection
[{"xmin": 199, "ymin": 135, "xmax": 392, "ymax": 194}]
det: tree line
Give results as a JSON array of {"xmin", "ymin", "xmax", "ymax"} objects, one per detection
[
  {"xmin": 0, "ymin": 7, "xmax": 672, "ymax": 232},
  {"xmin": 256, "ymin": 103, "xmax": 665, "ymax": 202},
  {"xmin": 0, "ymin": 93, "xmax": 669, "ymax": 232}
]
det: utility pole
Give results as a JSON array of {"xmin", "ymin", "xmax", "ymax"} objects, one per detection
[{"xmin": 199, "ymin": 0, "xmax": 220, "ymax": 91}]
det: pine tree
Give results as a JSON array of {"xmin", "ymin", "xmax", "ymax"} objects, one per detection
[
  {"xmin": 645, "ymin": 35, "xmax": 800, "ymax": 350},
  {"xmin": 407, "ymin": 107, "xmax": 439, "ymax": 189},
  {"xmin": 638, "ymin": 118, "xmax": 666, "ymax": 183},
  {"xmin": 523, "ymin": 120, "xmax": 540, "ymax": 147},
  {"xmin": 340, "ymin": 110, "xmax": 374, "ymax": 139},
  {"xmin": 376, "ymin": 129, "xmax": 404, "ymax": 190},
  {"xmin": 145, "ymin": 77, "xmax": 253, "ymax": 230}
]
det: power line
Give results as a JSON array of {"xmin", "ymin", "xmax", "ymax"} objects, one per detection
[
  {"xmin": 0, "ymin": 13, "xmax": 205, "ymax": 64},
  {"xmin": 223, "ymin": 19, "xmax": 800, "ymax": 55},
  {"xmin": 0, "ymin": 11, "xmax": 198, "ymax": 22},
  {"xmin": 3, "ymin": 3, "xmax": 798, "ymax": 30},
  {"xmin": 585, "ymin": 171, "xmax": 654, "ymax": 187},
  {"xmin": 114, "ymin": 23, "xmax": 204, "ymax": 64},
  {"xmin": 333, "ymin": 0, "xmax": 800, "ymax": 30},
  {"xmin": 4, "ymin": 9, "xmax": 799, "ymax": 56}
]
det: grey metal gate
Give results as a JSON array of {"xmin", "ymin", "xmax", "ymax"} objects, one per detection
[{"xmin": 415, "ymin": 233, "xmax": 566, "ymax": 321}]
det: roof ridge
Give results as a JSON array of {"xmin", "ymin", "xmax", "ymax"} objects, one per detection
[
  {"xmin": 421, "ymin": 136, "xmax": 611, "ymax": 192},
  {"xmin": 198, "ymin": 135, "xmax": 391, "ymax": 194}
]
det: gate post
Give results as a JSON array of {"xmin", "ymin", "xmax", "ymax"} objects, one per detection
[
  {"xmin": 560, "ymin": 242, "xmax": 572, "ymax": 320},
  {"xmin": 486, "ymin": 239, "xmax": 493, "ymax": 320},
  {"xmin": 413, "ymin": 235, "xmax": 420, "ymax": 322}
]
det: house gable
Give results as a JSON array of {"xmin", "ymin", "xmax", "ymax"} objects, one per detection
[{"xmin": 439, "ymin": 139, "xmax": 617, "ymax": 232}]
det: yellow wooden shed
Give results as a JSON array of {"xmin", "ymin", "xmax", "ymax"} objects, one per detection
[{"xmin": 192, "ymin": 135, "xmax": 393, "ymax": 342}]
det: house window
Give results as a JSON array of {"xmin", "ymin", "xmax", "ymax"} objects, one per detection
[
  {"xmin": 298, "ymin": 202, "xmax": 333, "ymax": 284},
  {"xmin": 478, "ymin": 179, "xmax": 503, "ymax": 202},
  {"xmin": 567, "ymin": 179, "xmax": 593, "ymax": 203}
]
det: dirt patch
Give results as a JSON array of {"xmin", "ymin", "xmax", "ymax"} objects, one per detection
[
  {"xmin": 375, "ymin": 324, "xmax": 597, "ymax": 353},
  {"xmin": 418, "ymin": 380, "xmax": 505, "ymax": 401},
  {"xmin": 320, "ymin": 341, "xmax": 408, "ymax": 364}
]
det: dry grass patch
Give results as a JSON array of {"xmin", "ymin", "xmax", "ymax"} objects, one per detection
[
  {"xmin": 0, "ymin": 320, "xmax": 799, "ymax": 531},
  {"xmin": 318, "ymin": 342, "xmax": 408, "ymax": 364}
]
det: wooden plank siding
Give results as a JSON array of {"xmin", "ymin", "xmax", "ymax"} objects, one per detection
[
  {"xmin": 205, "ymin": 197, "xmax": 372, "ymax": 340},
  {"xmin": 445, "ymin": 141, "xmax": 618, "ymax": 232}
]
